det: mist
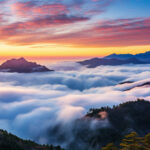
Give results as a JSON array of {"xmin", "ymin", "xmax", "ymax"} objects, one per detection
[{"xmin": 0, "ymin": 63, "xmax": 150, "ymax": 149}]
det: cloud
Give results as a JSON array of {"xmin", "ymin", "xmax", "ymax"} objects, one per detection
[
  {"xmin": 48, "ymin": 61, "xmax": 84, "ymax": 71},
  {"xmin": 1, "ymin": 15, "xmax": 150, "ymax": 47},
  {"xmin": 1, "ymin": 0, "xmax": 150, "ymax": 48},
  {"xmin": 48, "ymin": 17, "xmax": 150, "ymax": 47},
  {"xmin": 0, "ymin": 0, "xmax": 119, "ymax": 46},
  {"xmin": 1, "ymin": 0, "xmax": 149, "ymax": 48},
  {"xmin": 0, "ymin": 64, "xmax": 150, "ymax": 149},
  {"xmin": 12, "ymin": 2, "xmax": 68, "ymax": 17},
  {"xmin": 0, "ymin": 15, "xmax": 89, "ymax": 32}
]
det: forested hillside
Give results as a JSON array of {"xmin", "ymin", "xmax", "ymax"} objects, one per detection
[{"xmin": 0, "ymin": 129, "xmax": 64, "ymax": 150}]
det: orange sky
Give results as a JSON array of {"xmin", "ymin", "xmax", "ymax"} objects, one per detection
[{"xmin": 1, "ymin": 43, "xmax": 150, "ymax": 58}]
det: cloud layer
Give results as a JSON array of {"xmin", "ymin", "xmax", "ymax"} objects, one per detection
[{"xmin": 0, "ymin": 64, "xmax": 150, "ymax": 149}]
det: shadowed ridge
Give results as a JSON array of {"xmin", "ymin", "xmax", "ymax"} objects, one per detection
[{"xmin": 78, "ymin": 57, "xmax": 146, "ymax": 68}]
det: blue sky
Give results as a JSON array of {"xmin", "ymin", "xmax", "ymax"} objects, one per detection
[{"xmin": 104, "ymin": 0, "xmax": 150, "ymax": 19}]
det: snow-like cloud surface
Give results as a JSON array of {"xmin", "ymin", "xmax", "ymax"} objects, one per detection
[{"xmin": 1, "ymin": 64, "xmax": 150, "ymax": 148}]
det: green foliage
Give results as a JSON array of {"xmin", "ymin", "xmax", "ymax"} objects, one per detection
[
  {"xmin": 120, "ymin": 132, "xmax": 143, "ymax": 150},
  {"xmin": 144, "ymin": 133, "xmax": 150, "ymax": 149},
  {"xmin": 102, "ymin": 143, "xmax": 118, "ymax": 150},
  {"xmin": 102, "ymin": 132, "xmax": 150, "ymax": 150}
]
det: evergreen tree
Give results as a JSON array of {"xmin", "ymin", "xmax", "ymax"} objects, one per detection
[
  {"xmin": 143, "ymin": 133, "xmax": 150, "ymax": 150},
  {"xmin": 120, "ymin": 132, "xmax": 143, "ymax": 150},
  {"xmin": 102, "ymin": 143, "xmax": 118, "ymax": 150}
]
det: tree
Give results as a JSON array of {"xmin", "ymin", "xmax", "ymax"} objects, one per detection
[
  {"xmin": 143, "ymin": 133, "xmax": 150, "ymax": 149},
  {"xmin": 102, "ymin": 132, "xmax": 150, "ymax": 150},
  {"xmin": 102, "ymin": 143, "xmax": 118, "ymax": 150},
  {"xmin": 120, "ymin": 132, "xmax": 143, "ymax": 150}
]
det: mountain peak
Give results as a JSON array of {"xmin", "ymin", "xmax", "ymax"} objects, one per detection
[
  {"xmin": 18, "ymin": 57, "xmax": 26, "ymax": 61},
  {"xmin": 142, "ymin": 51, "xmax": 150, "ymax": 54},
  {"xmin": 109, "ymin": 53, "xmax": 117, "ymax": 56},
  {"xmin": 0, "ymin": 58, "xmax": 54, "ymax": 73}
]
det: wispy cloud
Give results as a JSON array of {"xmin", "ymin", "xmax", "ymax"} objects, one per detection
[
  {"xmin": 0, "ymin": 0, "xmax": 118, "ymax": 46},
  {"xmin": 0, "ymin": 0, "xmax": 150, "ymax": 50}
]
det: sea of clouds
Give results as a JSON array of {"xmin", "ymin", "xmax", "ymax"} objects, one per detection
[{"xmin": 1, "ymin": 62, "xmax": 150, "ymax": 149}]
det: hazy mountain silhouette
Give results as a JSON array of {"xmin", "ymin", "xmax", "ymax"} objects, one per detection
[
  {"xmin": 0, "ymin": 57, "xmax": 53, "ymax": 73},
  {"xmin": 105, "ymin": 51, "xmax": 150, "ymax": 62},
  {"xmin": 78, "ymin": 51, "xmax": 150, "ymax": 68},
  {"xmin": 78, "ymin": 57, "xmax": 146, "ymax": 68}
]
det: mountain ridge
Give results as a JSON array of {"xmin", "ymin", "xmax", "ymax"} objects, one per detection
[
  {"xmin": 78, "ymin": 51, "xmax": 150, "ymax": 68},
  {"xmin": 105, "ymin": 51, "xmax": 150, "ymax": 61},
  {"xmin": 0, "ymin": 57, "xmax": 53, "ymax": 73}
]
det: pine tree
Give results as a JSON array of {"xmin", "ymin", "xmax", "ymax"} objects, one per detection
[
  {"xmin": 120, "ymin": 132, "xmax": 143, "ymax": 150},
  {"xmin": 102, "ymin": 143, "xmax": 118, "ymax": 150},
  {"xmin": 143, "ymin": 133, "xmax": 150, "ymax": 150}
]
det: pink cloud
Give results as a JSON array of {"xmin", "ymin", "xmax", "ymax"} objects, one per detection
[
  {"xmin": 33, "ymin": 4, "xmax": 68, "ymax": 15},
  {"xmin": 23, "ymin": 18, "xmax": 150, "ymax": 47},
  {"xmin": 0, "ymin": 14, "xmax": 89, "ymax": 41},
  {"xmin": 1, "ymin": 1, "xmax": 150, "ymax": 48},
  {"xmin": 12, "ymin": 2, "xmax": 68, "ymax": 17},
  {"xmin": 11, "ymin": 2, "xmax": 35, "ymax": 17}
]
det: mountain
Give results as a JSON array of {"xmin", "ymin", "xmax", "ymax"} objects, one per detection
[
  {"xmin": 105, "ymin": 53, "xmax": 133, "ymax": 60},
  {"xmin": 78, "ymin": 51, "xmax": 150, "ymax": 68},
  {"xmin": 0, "ymin": 129, "xmax": 64, "ymax": 150},
  {"xmin": 78, "ymin": 57, "xmax": 146, "ymax": 68},
  {"xmin": 65, "ymin": 100, "xmax": 150, "ymax": 150},
  {"xmin": 105, "ymin": 51, "xmax": 150, "ymax": 62},
  {"xmin": 0, "ymin": 57, "xmax": 53, "ymax": 73}
]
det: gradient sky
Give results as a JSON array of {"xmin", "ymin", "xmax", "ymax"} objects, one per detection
[{"xmin": 0, "ymin": 0, "xmax": 150, "ymax": 58}]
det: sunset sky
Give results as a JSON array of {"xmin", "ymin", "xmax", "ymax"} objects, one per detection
[{"xmin": 0, "ymin": 0, "xmax": 150, "ymax": 59}]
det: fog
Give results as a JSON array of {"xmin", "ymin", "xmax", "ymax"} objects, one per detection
[{"xmin": 0, "ymin": 63, "xmax": 150, "ymax": 149}]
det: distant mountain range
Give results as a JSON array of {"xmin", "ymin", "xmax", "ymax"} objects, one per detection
[
  {"xmin": 105, "ymin": 51, "xmax": 150, "ymax": 61},
  {"xmin": 0, "ymin": 57, "xmax": 53, "ymax": 73},
  {"xmin": 78, "ymin": 51, "xmax": 150, "ymax": 68}
]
